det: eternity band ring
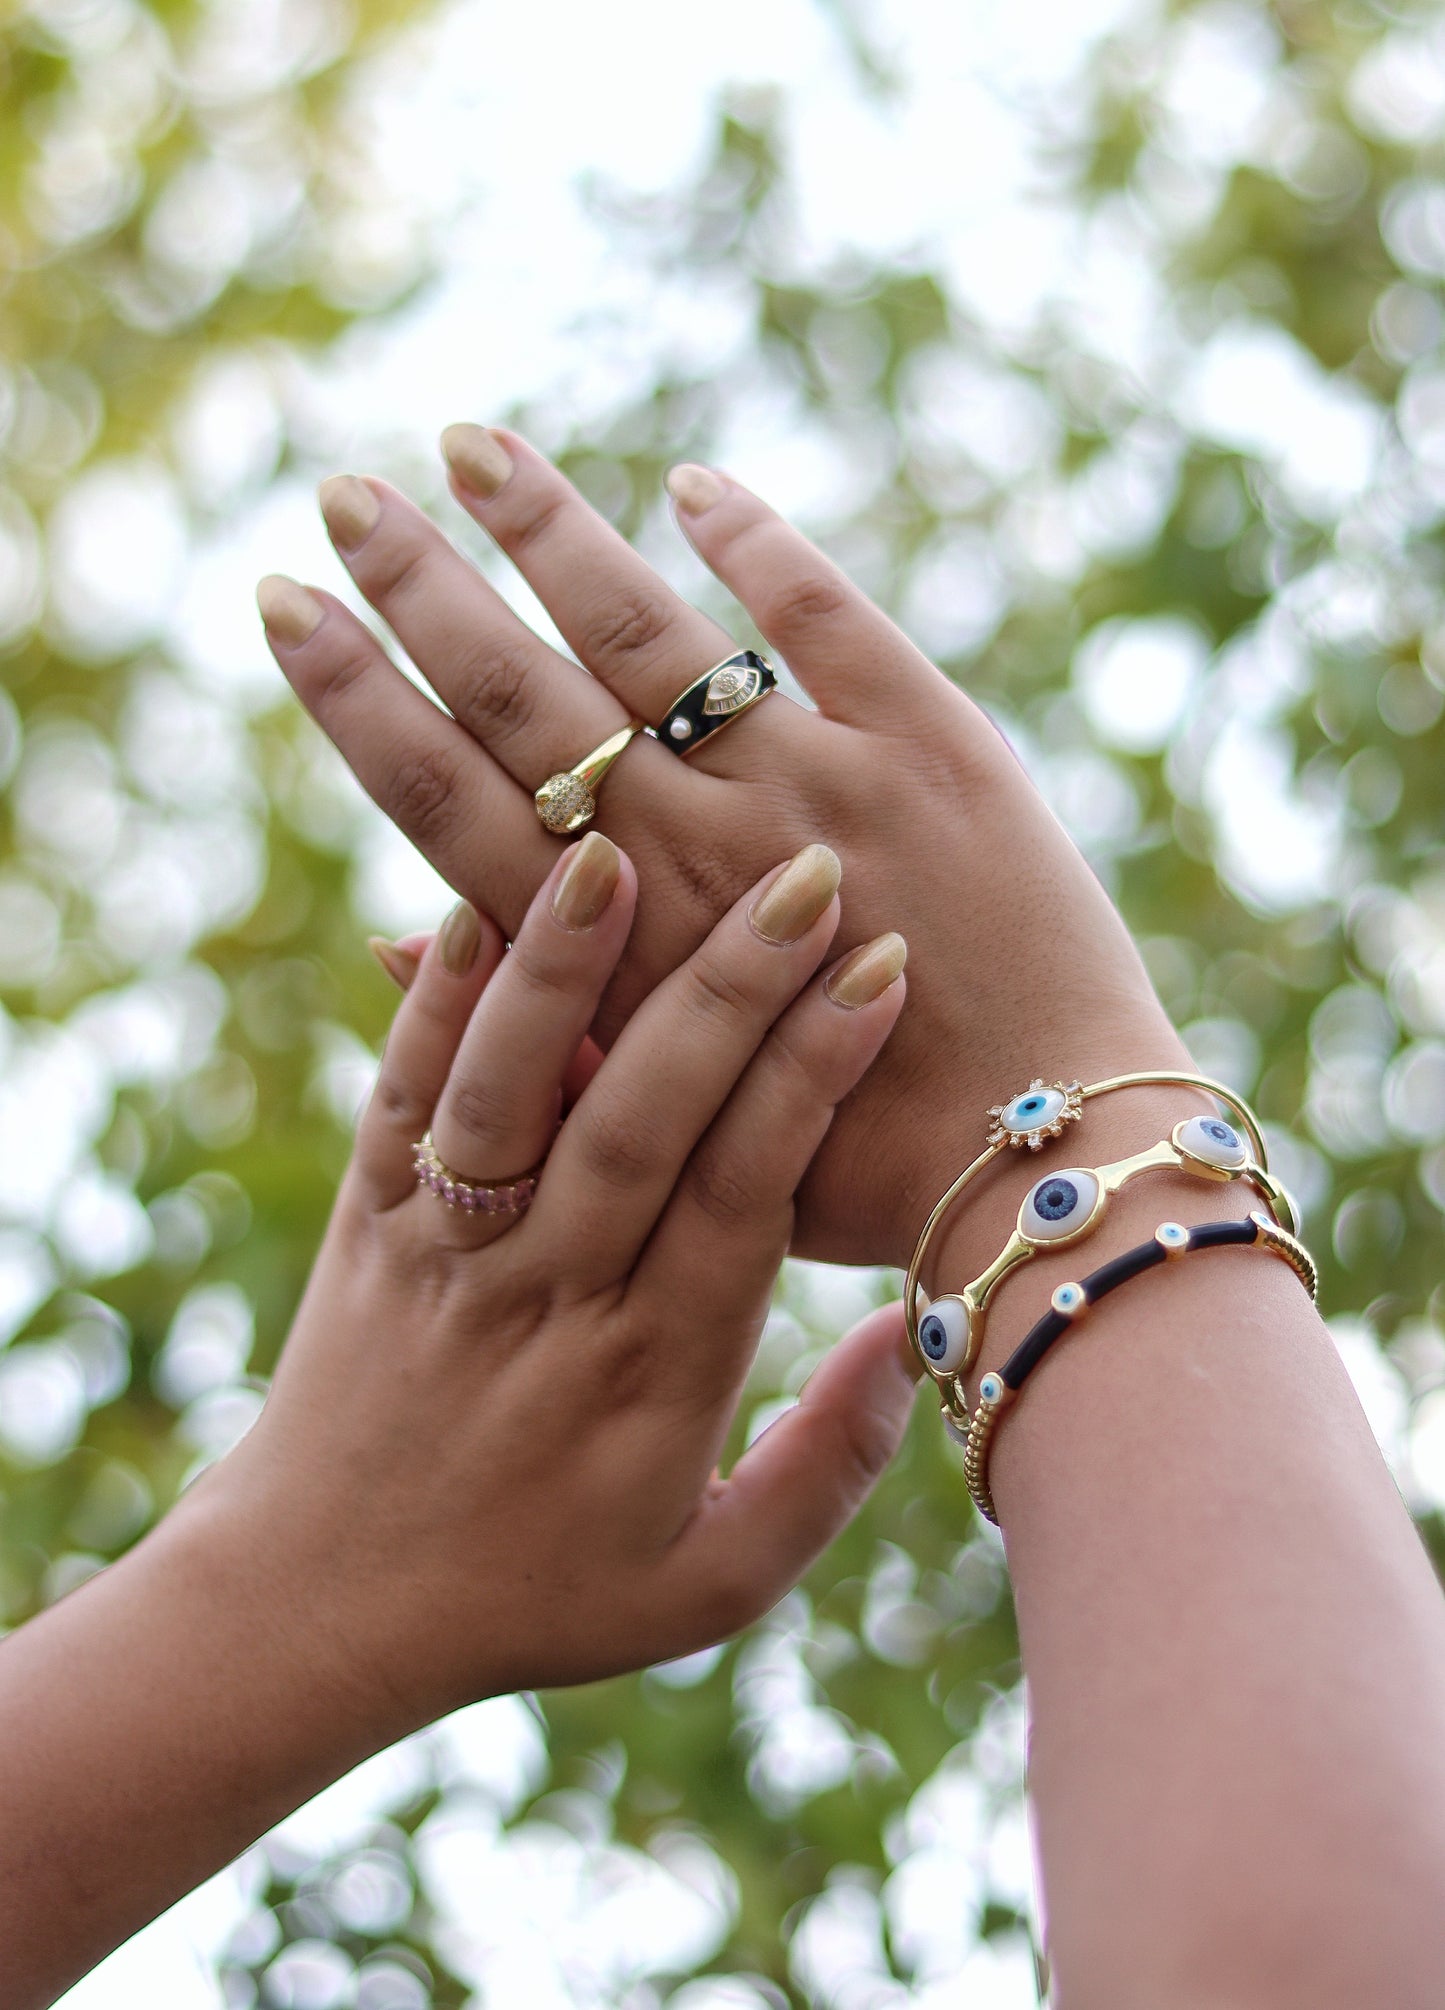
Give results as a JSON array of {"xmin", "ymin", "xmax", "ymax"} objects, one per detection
[
  {"xmin": 654, "ymin": 649, "xmax": 777, "ymax": 756},
  {"xmin": 412, "ymin": 1131, "xmax": 543, "ymax": 1218}
]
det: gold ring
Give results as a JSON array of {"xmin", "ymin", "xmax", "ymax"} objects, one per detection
[
  {"xmin": 534, "ymin": 720, "xmax": 645, "ymax": 835},
  {"xmin": 655, "ymin": 649, "xmax": 777, "ymax": 757}
]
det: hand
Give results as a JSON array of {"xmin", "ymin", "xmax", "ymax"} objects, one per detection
[
  {"xmin": 193, "ymin": 836, "xmax": 915, "ymax": 1733},
  {"xmin": 257, "ymin": 433, "xmax": 1189, "ymax": 1272}
]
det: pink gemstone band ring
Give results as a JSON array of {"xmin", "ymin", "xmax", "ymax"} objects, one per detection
[{"xmin": 412, "ymin": 1131, "xmax": 542, "ymax": 1218}]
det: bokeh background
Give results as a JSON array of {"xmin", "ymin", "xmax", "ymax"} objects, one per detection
[{"xmin": 3, "ymin": 0, "xmax": 1445, "ymax": 2003}]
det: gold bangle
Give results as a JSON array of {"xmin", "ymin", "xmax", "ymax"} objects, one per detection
[
  {"xmin": 957, "ymin": 1211, "xmax": 1318, "ymax": 1524},
  {"xmin": 904, "ymin": 1071, "xmax": 1282, "ymax": 1387},
  {"xmin": 914, "ymin": 1116, "xmax": 1295, "ymax": 1389}
]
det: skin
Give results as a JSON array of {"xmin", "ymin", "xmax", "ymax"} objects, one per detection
[
  {"xmin": 246, "ymin": 439, "xmax": 1445, "ymax": 2008},
  {"xmin": 0, "ymin": 842, "xmax": 917, "ymax": 2008},
  {"xmin": 257, "ymin": 435, "xmax": 1191, "ymax": 1276},
  {"xmin": 1, "ymin": 441, "xmax": 1443, "ymax": 2007}
]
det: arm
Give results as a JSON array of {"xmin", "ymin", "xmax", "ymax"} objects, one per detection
[
  {"xmin": 260, "ymin": 439, "xmax": 1445, "ymax": 2006},
  {"xmin": 0, "ymin": 843, "xmax": 915, "ymax": 2007}
]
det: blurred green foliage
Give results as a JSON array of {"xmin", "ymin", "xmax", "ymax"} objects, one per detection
[{"xmin": 2, "ymin": 0, "xmax": 1444, "ymax": 2004}]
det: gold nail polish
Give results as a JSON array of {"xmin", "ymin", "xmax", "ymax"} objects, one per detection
[
  {"xmin": 826, "ymin": 932, "xmax": 907, "ymax": 1008},
  {"xmin": 749, "ymin": 843, "xmax": 842, "ymax": 945},
  {"xmin": 551, "ymin": 831, "xmax": 621, "ymax": 931},
  {"xmin": 256, "ymin": 574, "xmax": 323, "ymax": 645},
  {"xmin": 318, "ymin": 474, "xmax": 381, "ymax": 550},
  {"xmin": 665, "ymin": 463, "xmax": 725, "ymax": 514},
  {"xmin": 438, "ymin": 900, "xmax": 481, "ymax": 976},
  {"xmin": 441, "ymin": 423, "xmax": 515, "ymax": 499},
  {"xmin": 368, "ymin": 936, "xmax": 420, "ymax": 992}
]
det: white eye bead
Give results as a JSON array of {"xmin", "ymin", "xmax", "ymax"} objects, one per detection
[
  {"xmin": 917, "ymin": 1295, "xmax": 971, "ymax": 1374},
  {"xmin": 1177, "ymin": 1113, "xmax": 1248, "ymax": 1170},
  {"xmin": 1000, "ymin": 1084, "xmax": 1067, "ymax": 1135},
  {"xmin": 1021, "ymin": 1169, "xmax": 1100, "ymax": 1242}
]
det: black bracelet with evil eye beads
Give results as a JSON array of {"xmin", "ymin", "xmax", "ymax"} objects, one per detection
[{"xmin": 954, "ymin": 1211, "xmax": 1318, "ymax": 1525}]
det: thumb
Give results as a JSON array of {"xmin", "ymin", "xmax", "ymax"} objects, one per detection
[{"xmin": 665, "ymin": 1302, "xmax": 921, "ymax": 1641}]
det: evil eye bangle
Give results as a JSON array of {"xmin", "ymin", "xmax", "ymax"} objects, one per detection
[
  {"xmin": 956, "ymin": 1212, "xmax": 1319, "ymax": 1525},
  {"xmin": 904, "ymin": 1071, "xmax": 1276, "ymax": 1385},
  {"xmin": 914, "ymin": 1114, "xmax": 1295, "ymax": 1389}
]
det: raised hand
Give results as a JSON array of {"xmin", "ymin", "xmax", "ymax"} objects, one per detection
[
  {"xmin": 0, "ymin": 841, "xmax": 914, "ymax": 2005},
  {"xmin": 257, "ymin": 432, "xmax": 1189, "ymax": 1271}
]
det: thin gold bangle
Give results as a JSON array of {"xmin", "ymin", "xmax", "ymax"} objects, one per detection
[
  {"xmin": 916, "ymin": 1117, "xmax": 1296, "ymax": 1389},
  {"xmin": 904, "ymin": 1071, "xmax": 1280, "ymax": 1384}
]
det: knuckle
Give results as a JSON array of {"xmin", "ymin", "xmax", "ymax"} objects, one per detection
[
  {"xmin": 580, "ymin": 586, "xmax": 674, "ymax": 669},
  {"xmin": 452, "ymin": 637, "xmax": 540, "ymax": 747},
  {"xmin": 682, "ymin": 952, "xmax": 756, "ymax": 1026},
  {"xmin": 505, "ymin": 487, "xmax": 569, "ymax": 559},
  {"xmin": 390, "ymin": 747, "xmax": 461, "ymax": 846},
  {"xmin": 370, "ymin": 1069, "xmax": 431, "ymax": 1138},
  {"xmin": 669, "ymin": 847, "xmax": 748, "ymax": 921},
  {"xmin": 576, "ymin": 1094, "xmax": 656, "ymax": 1191},
  {"xmin": 756, "ymin": 568, "xmax": 850, "ymax": 644},
  {"xmin": 364, "ymin": 539, "xmax": 432, "ymax": 606},
  {"xmin": 442, "ymin": 1073, "xmax": 518, "ymax": 1150},
  {"xmin": 302, "ymin": 633, "xmax": 375, "ymax": 714},
  {"xmin": 680, "ymin": 1142, "xmax": 758, "ymax": 1232}
]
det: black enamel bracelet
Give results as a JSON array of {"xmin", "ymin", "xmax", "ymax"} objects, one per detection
[{"xmin": 954, "ymin": 1211, "xmax": 1318, "ymax": 1525}]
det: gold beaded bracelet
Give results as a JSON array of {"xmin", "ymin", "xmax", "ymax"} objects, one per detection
[{"xmin": 955, "ymin": 1212, "xmax": 1319, "ymax": 1524}]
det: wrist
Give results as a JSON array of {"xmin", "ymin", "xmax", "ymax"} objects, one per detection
[{"xmin": 914, "ymin": 1068, "xmax": 1264, "ymax": 1404}]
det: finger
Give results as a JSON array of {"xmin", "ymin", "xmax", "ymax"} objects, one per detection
[
  {"xmin": 638, "ymin": 933, "xmax": 907, "ymax": 1402},
  {"xmin": 368, "ymin": 931, "xmax": 433, "ymax": 993},
  {"xmin": 352, "ymin": 902, "xmax": 506, "ymax": 1207},
  {"xmin": 662, "ymin": 1305, "xmax": 920, "ymax": 1641},
  {"xmin": 528, "ymin": 842, "xmax": 845, "ymax": 1279},
  {"xmin": 663, "ymin": 463, "xmax": 960, "ymax": 731},
  {"xmin": 257, "ymin": 576, "xmax": 558, "ymax": 933},
  {"xmin": 440, "ymin": 425, "xmax": 754, "ymax": 742},
  {"xmin": 316, "ymin": 477, "xmax": 687, "ymax": 813},
  {"xmin": 431, "ymin": 834, "xmax": 637, "ymax": 1184}
]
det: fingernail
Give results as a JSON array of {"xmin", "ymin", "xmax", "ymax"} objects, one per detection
[
  {"xmin": 441, "ymin": 423, "xmax": 515, "ymax": 500},
  {"xmin": 551, "ymin": 831, "xmax": 621, "ymax": 931},
  {"xmin": 749, "ymin": 843, "xmax": 842, "ymax": 945},
  {"xmin": 368, "ymin": 936, "xmax": 420, "ymax": 992},
  {"xmin": 826, "ymin": 931, "xmax": 908, "ymax": 1008},
  {"xmin": 666, "ymin": 463, "xmax": 725, "ymax": 515},
  {"xmin": 318, "ymin": 474, "xmax": 381, "ymax": 551},
  {"xmin": 438, "ymin": 900, "xmax": 481, "ymax": 976},
  {"xmin": 256, "ymin": 574, "xmax": 323, "ymax": 645}
]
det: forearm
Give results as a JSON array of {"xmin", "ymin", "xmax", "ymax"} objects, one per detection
[
  {"xmin": 921, "ymin": 1087, "xmax": 1445, "ymax": 2008},
  {"xmin": 0, "ymin": 1486, "xmax": 390, "ymax": 2010}
]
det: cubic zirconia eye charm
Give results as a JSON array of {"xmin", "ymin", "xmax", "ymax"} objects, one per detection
[{"xmin": 986, "ymin": 1078, "xmax": 1083, "ymax": 1151}]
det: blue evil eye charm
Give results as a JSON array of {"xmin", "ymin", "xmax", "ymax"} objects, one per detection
[
  {"xmin": 1021, "ymin": 1169, "xmax": 1101, "ymax": 1242},
  {"xmin": 917, "ymin": 1295, "xmax": 971, "ymax": 1375},
  {"xmin": 999, "ymin": 1084, "xmax": 1067, "ymax": 1135},
  {"xmin": 1176, "ymin": 1113, "xmax": 1248, "ymax": 1171}
]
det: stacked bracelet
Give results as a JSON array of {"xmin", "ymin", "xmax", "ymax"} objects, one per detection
[
  {"xmin": 904, "ymin": 1070, "xmax": 1274, "ymax": 1383},
  {"xmin": 955, "ymin": 1212, "xmax": 1318, "ymax": 1524},
  {"xmin": 914, "ymin": 1114, "xmax": 1297, "ymax": 1387}
]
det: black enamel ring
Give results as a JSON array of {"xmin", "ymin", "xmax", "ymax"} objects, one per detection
[{"xmin": 653, "ymin": 649, "xmax": 777, "ymax": 756}]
